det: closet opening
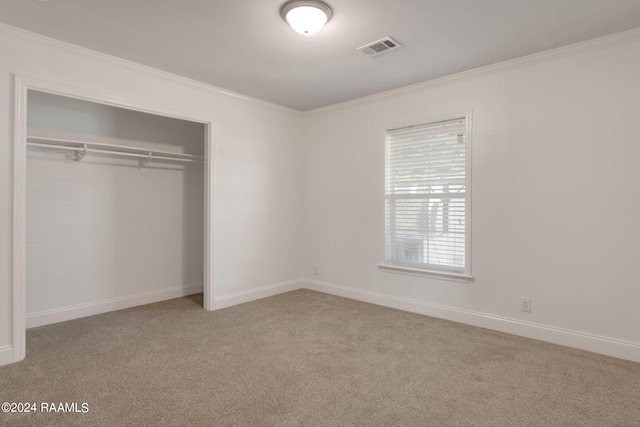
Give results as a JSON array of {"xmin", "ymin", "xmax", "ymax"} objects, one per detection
[{"xmin": 12, "ymin": 76, "xmax": 215, "ymax": 363}]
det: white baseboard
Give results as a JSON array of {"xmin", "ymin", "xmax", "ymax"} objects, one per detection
[
  {"xmin": 215, "ymin": 278, "xmax": 304, "ymax": 310},
  {"xmin": 0, "ymin": 345, "xmax": 14, "ymax": 367},
  {"xmin": 26, "ymin": 283, "xmax": 203, "ymax": 329},
  {"xmin": 302, "ymin": 279, "xmax": 640, "ymax": 363},
  {"xmin": 14, "ymin": 278, "xmax": 640, "ymax": 364}
]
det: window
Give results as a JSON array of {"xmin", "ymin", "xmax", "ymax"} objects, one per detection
[{"xmin": 383, "ymin": 115, "xmax": 471, "ymax": 279}]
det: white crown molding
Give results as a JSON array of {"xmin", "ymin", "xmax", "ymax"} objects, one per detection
[
  {"xmin": 0, "ymin": 23, "xmax": 302, "ymax": 116},
  {"xmin": 305, "ymin": 26, "xmax": 640, "ymax": 116},
  {"xmin": 3, "ymin": 22, "xmax": 640, "ymax": 116}
]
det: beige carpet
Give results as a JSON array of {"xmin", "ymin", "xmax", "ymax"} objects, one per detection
[{"xmin": 1, "ymin": 290, "xmax": 639, "ymax": 426}]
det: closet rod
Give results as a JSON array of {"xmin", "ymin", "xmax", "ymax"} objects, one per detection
[
  {"xmin": 26, "ymin": 136, "xmax": 204, "ymax": 163},
  {"xmin": 27, "ymin": 142, "xmax": 203, "ymax": 163}
]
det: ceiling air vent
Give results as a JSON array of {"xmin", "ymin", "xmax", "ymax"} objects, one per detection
[{"xmin": 357, "ymin": 36, "xmax": 401, "ymax": 56}]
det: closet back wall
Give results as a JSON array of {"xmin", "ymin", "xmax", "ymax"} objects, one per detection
[{"xmin": 26, "ymin": 91, "xmax": 204, "ymax": 322}]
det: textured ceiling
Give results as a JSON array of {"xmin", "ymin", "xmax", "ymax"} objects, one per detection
[{"xmin": 2, "ymin": 0, "xmax": 640, "ymax": 111}]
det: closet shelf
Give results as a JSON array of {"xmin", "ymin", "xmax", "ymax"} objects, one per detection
[{"xmin": 26, "ymin": 136, "xmax": 205, "ymax": 164}]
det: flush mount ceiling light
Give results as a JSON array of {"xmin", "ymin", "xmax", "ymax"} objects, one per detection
[{"xmin": 280, "ymin": 0, "xmax": 333, "ymax": 35}]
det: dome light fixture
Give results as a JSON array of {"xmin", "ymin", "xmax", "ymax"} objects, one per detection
[{"xmin": 280, "ymin": 0, "xmax": 333, "ymax": 36}]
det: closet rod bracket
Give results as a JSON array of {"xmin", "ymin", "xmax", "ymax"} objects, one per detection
[
  {"xmin": 139, "ymin": 152, "xmax": 153, "ymax": 168},
  {"xmin": 71, "ymin": 144, "xmax": 87, "ymax": 161}
]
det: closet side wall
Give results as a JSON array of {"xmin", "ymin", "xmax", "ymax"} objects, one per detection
[{"xmin": 26, "ymin": 91, "xmax": 204, "ymax": 316}]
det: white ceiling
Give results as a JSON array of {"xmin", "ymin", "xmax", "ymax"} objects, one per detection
[{"xmin": 2, "ymin": 0, "xmax": 640, "ymax": 111}]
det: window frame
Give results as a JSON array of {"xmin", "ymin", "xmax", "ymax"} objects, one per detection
[{"xmin": 379, "ymin": 110, "xmax": 473, "ymax": 282}]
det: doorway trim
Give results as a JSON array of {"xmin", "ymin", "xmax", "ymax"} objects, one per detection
[{"xmin": 12, "ymin": 74, "xmax": 216, "ymax": 363}]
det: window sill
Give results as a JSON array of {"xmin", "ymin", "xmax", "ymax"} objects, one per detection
[{"xmin": 378, "ymin": 264, "xmax": 473, "ymax": 283}]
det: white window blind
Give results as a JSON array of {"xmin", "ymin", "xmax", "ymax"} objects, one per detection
[{"xmin": 385, "ymin": 117, "xmax": 469, "ymax": 274}]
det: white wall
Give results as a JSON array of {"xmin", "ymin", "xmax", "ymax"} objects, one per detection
[
  {"xmin": 26, "ymin": 91, "xmax": 204, "ymax": 317},
  {"xmin": 302, "ymin": 36, "xmax": 640, "ymax": 360},
  {"xmin": 0, "ymin": 26, "xmax": 305, "ymax": 357},
  {"xmin": 2, "ymin": 23, "xmax": 639, "ymax": 365}
]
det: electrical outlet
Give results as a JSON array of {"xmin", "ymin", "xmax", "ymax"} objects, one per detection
[
  {"xmin": 520, "ymin": 297, "xmax": 531, "ymax": 313},
  {"xmin": 313, "ymin": 265, "xmax": 319, "ymax": 276}
]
